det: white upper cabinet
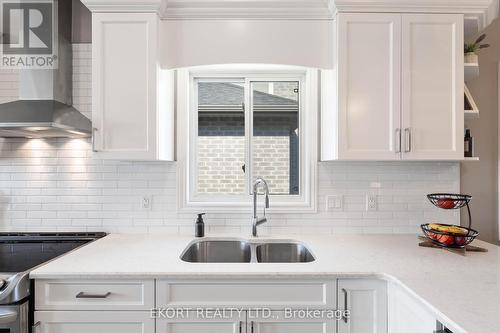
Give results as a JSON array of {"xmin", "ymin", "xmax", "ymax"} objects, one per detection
[
  {"xmin": 401, "ymin": 14, "xmax": 464, "ymax": 160},
  {"xmin": 322, "ymin": 12, "xmax": 464, "ymax": 161},
  {"xmin": 92, "ymin": 12, "xmax": 174, "ymax": 160},
  {"xmin": 336, "ymin": 13, "xmax": 401, "ymax": 160}
]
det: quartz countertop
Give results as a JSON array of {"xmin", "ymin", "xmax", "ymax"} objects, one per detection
[{"xmin": 30, "ymin": 234, "xmax": 500, "ymax": 333}]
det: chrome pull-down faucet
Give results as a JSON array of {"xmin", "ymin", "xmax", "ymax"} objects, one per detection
[{"xmin": 252, "ymin": 178, "xmax": 270, "ymax": 237}]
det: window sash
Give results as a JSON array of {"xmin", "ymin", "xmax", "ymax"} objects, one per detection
[
  {"xmin": 249, "ymin": 80, "xmax": 301, "ymax": 196},
  {"xmin": 192, "ymin": 75, "xmax": 303, "ymax": 201}
]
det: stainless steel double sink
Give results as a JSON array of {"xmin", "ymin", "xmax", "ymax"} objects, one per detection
[{"xmin": 180, "ymin": 238, "xmax": 315, "ymax": 263}]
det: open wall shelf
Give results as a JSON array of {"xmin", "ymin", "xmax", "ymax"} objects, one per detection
[
  {"xmin": 465, "ymin": 110, "xmax": 479, "ymax": 119},
  {"xmin": 464, "ymin": 84, "xmax": 479, "ymax": 118},
  {"xmin": 465, "ymin": 63, "xmax": 480, "ymax": 81}
]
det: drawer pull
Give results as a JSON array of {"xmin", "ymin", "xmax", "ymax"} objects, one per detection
[{"xmin": 76, "ymin": 291, "xmax": 111, "ymax": 299}]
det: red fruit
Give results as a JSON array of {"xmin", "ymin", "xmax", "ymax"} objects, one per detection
[
  {"xmin": 438, "ymin": 235, "xmax": 455, "ymax": 246},
  {"xmin": 436, "ymin": 199, "xmax": 456, "ymax": 209},
  {"xmin": 428, "ymin": 232, "xmax": 438, "ymax": 240},
  {"xmin": 455, "ymin": 237, "xmax": 466, "ymax": 246}
]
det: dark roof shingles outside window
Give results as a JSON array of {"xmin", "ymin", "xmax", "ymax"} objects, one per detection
[{"xmin": 198, "ymin": 82, "xmax": 297, "ymax": 106}]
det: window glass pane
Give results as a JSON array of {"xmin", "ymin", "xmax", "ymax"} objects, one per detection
[
  {"xmin": 197, "ymin": 81, "xmax": 246, "ymax": 194},
  {"xmin": 252, "ymin": 81, "xmax": 300, "ymax": 195}
]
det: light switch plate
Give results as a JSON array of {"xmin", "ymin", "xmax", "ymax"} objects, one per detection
[{"xmin": 327, "ymin": 195, "xmax": 343, "ymax": 211}]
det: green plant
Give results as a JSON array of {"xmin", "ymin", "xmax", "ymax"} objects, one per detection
[{"xmin": 464, "ymin": 34, "xmax": 490, "ymax": 53}]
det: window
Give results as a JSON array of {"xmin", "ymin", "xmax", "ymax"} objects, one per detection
[
  {"xmin": 178, "ymin": 66, "xmax": 317, "ymax": 212},
  {"xmin": 251, "ymin": 81, "xmax": 300, "ymax": 195},
  {"xmin": 197, "ymin": 80, "xmax": 246, "ymax": 195}
]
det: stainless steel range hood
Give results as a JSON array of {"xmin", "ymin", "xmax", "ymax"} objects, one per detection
[
  {"xmin": 0, "ymin": 100, "xmax": 91, "ymax": 138},
  {"xmin": 0, "ymin": 0, "xmax": 91, "ymax": 138}
]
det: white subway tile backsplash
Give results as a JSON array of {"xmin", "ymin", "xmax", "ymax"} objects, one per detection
[{"xmin": 0, "ymin": 44, "xmax": 461, "ymax": 234}]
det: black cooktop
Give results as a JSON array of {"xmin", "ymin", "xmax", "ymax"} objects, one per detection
[{"xmin": 0, "ymin": 232, "xmax": 106, "ymax": 273}]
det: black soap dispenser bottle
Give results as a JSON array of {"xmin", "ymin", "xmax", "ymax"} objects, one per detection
[{"xmin": 195, "ymin": 213, "xmax": 205, "ymax": 237}]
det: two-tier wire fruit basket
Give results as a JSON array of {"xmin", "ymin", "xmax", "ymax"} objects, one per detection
[{"xmin": 420, "ymin": 193, "xmax": 478, "ymax": 249}]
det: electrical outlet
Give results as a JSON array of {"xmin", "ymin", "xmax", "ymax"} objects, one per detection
[
  {"xmin": 366, "ymin": 195, "xmax": 377, "ymax": 211},
  {"xmin": 141, "ymin": 195, "xmax": 152, "ymax": 210},
  {"xmin": 327, "ymin": 195, "xmax": 343, "ymax": 211}
]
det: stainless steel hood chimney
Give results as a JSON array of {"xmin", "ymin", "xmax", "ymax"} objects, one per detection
[{"xmin": 0, "ymin": 0, "xmax": 91, "ymax": 138}]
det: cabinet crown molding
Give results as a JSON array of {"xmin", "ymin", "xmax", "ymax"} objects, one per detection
[
  {"xmin": 80, "ymin": 0, "xmax": 498, "ymax": 27},
  {"xmin": 334, "ymin": 0, "xmax": 495, "ymax": 11},
  {"xmin": 80, "ymin": 0, "xmax": 162, "ymax": 12}
]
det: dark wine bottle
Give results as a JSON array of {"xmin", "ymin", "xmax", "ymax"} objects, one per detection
[{"xmin": 464, "ymin": 129, "xmax": 474, "ymax": 158}]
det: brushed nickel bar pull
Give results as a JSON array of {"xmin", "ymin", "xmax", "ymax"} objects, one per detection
[
  {"xmin": 396, "ymin": 128, "xmax": 402, "ymax": 153},
  {"xmin": 239, "ymin": 321, "xmax": 242, "ymax": 333},
  {"xmin": 91, "ymin": 127, "xmax": 98, "ymax": 152},
  {"xmin": 251, "ymin": 321, "xmax": 254, "ymax": 333},
  {"xmin": 76, "ymin": 291, "xmax": 111, "ymax": 299},
  {"xmin": 404, "ymin": 128, "xmax": 412, "ymax": 153},
  {"xmin": 32, "ymin": 321, "xmax": 41, "ymax": 332},
  {"xmin": 342, "ymin": 288, "xmax": 348, "ymax": 323}
]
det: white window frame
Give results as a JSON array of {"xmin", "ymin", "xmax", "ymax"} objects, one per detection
[{"xmin": 176, "ymin": 65, "xmax": 318, "ymax": 213}]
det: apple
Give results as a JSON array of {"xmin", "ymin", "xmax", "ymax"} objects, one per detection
[
  {"xmin": 436, "ymin": 199, "xmax": 456, "ymax": 209},
  {"xmin": 428, "ymin": 232, "xmax": 438, "ymax": 240},
  {"xmin": 437, "ymin": 234, "xmax": 455, "ymax": 246}
]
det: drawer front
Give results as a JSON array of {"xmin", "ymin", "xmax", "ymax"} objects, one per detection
[
  {"xmin": 35, "ymin": 310, "xmax": 154, "ymax": 333},
  {"xmin": 156, "ymin": 279, "xmax": 335, "ymax": 309},
  {"xmin": 35, "ymin": 280, "xmax": 154, "ymax": 310}
]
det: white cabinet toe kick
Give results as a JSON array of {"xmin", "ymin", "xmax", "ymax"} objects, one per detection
[{"xmin": 33, "ymin": 277, "xmax": 453, "ymax": 333}]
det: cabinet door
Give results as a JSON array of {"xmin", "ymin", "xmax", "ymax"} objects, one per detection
[
  {"xmin": 388, "ymin": 283, "xmax": 436, "ymax": 333},
  {"xmin": 156, "ymin": 311, "xmax": 244, "ymax": 333},
  {"xmin": 92, "ymin": 12, "xmax": 166, "ymax": 160},
  {"xmin": 34, "ymin": 311, "xmax": 154, "ymax": 333},
  {"xmin": 401, "ymin": 14, "xmax": 464, "ymax": 160},
  {"xmin": 337, "ymin": 13, "xmax": 401, "ymax": 160},
  {"xmin": 338, "ymin": 279, "xmax": 387, "ymax": 333},
  {"xmin": 249, "ymin": 311, "xmax": 335, "ymax": 333}
]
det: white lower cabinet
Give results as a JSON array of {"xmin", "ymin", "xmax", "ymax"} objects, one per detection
[
  {"xmin": 156, "ymin": 311, "xmax": 335, "ymax": 333},
  {"xmin": 249, "ymin": 311, "xmax": 335, "ymax": 333},
  {"xmin": 388, "ymin": 283, "xmax": 436, "ymax": 333},
  {"xmin": 337, "ymin": 279, "xmax": 388, "ymax": 333},
  {"xmin": 33, "ymin": 278, "xmax": 445, "ymax": 333},
  {"xmin": 35, "ymin": 279, "xmax": 155, "ymax": 311},
  {"xmin": 155, "ymin": 279, "xmax": 335, "ymax": 309},
  {"xmin": 34, "ymin": 311, "xmax": 154, "ymax": 333},
  {"xmin": 156, "ymin": 311, "xmax": 244, "ymax": 333}
]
